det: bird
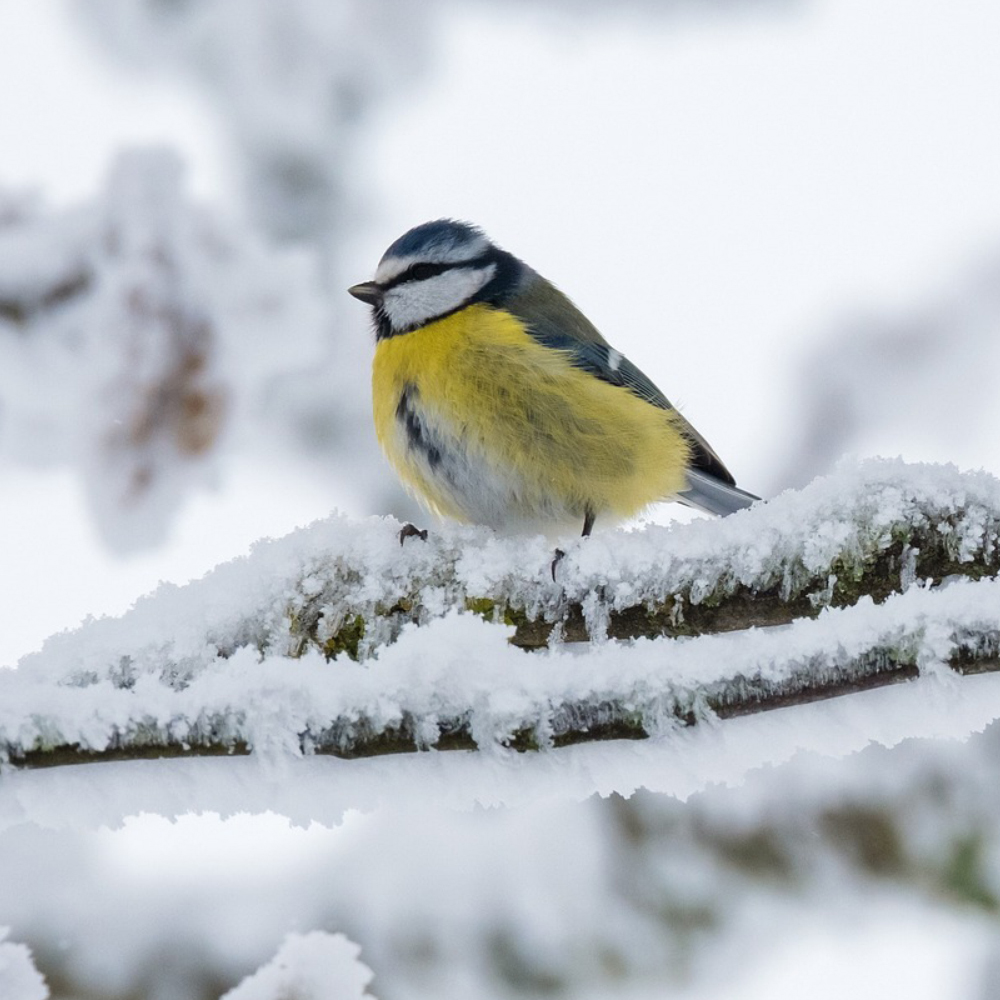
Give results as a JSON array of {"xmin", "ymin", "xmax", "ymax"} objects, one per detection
[{"xmin": 348, "ymin": 219, "xmax": 758, "ymax": 545}]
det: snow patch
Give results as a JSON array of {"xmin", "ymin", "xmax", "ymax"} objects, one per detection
[{"xmin": 222, "ymin": 932, "xmax": 374, "ymax": 1000}]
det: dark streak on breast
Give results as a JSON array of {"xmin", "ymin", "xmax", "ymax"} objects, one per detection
[{"xmin": 396, "ymin": 384, "xmax": 441, "ymax": 469}]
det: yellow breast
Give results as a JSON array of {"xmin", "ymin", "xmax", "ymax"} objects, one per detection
[{"xmin": 372, "ymin": 303, "xmax": 690, "ymax": 529}]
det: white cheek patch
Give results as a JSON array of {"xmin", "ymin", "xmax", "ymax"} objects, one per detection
[{"xmin": 382, "ymin": 264, "xmax": 496, "ymax": 330}]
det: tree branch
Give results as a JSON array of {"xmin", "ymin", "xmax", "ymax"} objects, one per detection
[
  {"xmin": 13, "ymin": 642, "xmax": 999, "ymax": 770},
  {"xmin": 3, "ymin": 460, "xmax": 999, "ymax": 768}
]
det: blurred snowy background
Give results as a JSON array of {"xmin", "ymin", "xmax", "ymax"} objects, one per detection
[{"xmin": 1, "ymin": 0, "xmax": 1000, "ymax": 997}]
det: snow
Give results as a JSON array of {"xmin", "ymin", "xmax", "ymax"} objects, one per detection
[
  {"xmin": 3, "ymin": 669, "xmax": 1000, "ymax": 835},
  {"xmin": 1, "ymin": 574, "xmax": 998, "ymax": 768},
  {"xmin": 688, "ymin": 901, "xmax": 992, "ymax": 1000},
  {"xmin": 5, "ymin": 702, "xmax": 1000, "ymax": 998},
  {"xmin": 75, "ymin": 0, "xmax": 430, "ymax": 245},
  {"xmin": 11, "ymin": 456, "xmax": 1000, "ymax": 681},
  {"xmin": 0, "ymin": 148, "xmax": 332, "ymax": 552},
  {"xmin": 0, "ymin": 929, "xmax": 47, "ymax": 1000},
  {"xmin": 3, "ymin": 457, "xmax": 996, "ymax": 996},
  {"xmin": 1, "ymin": 459, "xmax": 996, "ymax": 768},
  {"xmin": 221, "ymin": 933, "xmax": 374, "ymax": 1000},
  {"xmin": 3, "ymin": 456, "xmax": 995, "ymax": 996},
  {"xmin": 2, "ymin": 2, "xmax": 1000, "ymax": 997}
]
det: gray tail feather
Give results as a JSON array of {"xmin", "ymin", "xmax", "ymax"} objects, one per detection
[{"xmin": 677, "ymin": 468, "xmax": 760, "ymax": 517}]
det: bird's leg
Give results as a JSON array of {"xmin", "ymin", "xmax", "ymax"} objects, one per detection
[
  {"xmin": 399, "ymin": 523, "xmax": 429, "ymax": 545},
  {"xmin": 551, "ymin": 507, "xmax": 595, "ymax": 580},
  {"xmin": 550, "ymin": 549, "xmax": 565, "ymax": 581}
]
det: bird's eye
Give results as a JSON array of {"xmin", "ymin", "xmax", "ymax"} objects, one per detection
[{"xmin": 407, "ymin": 262, "xmax": 443, "ymax": 282}]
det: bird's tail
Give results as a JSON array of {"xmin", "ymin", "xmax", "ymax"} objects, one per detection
[{"xmin": 677, "ymin": 468, "xmax": 760, "ymax": 517}]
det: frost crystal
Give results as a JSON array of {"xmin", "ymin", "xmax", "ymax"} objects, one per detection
[{"xmin": 1, "ymin": 459, "xmax": 997, "ymax": 764}]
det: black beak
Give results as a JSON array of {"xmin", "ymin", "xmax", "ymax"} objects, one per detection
[{"xmin": 348, "ymin": 281, "xmax": 383, "ymax": 306}]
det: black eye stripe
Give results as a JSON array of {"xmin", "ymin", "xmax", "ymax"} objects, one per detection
[
  {"xmin": 381, "ymin": 253, "xmax": 494, "ymax": 291},
  {"xmin": 410, "ymin": 262, "xmax": 450, "ymax": 282},
  {"xmin": 373, "ymin": 247, "xmax": 521, "ymax": 340}
]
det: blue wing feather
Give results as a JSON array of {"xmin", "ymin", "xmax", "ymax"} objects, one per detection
[
  {"xmin": 518, "ymin": 318, "xmax": 741, "ymax": 488},
  {"xmin": 504, "ymin": 276, "xmax": 756, "ymax": 503},
  {"xmin": 529, "ymin": 332, "xmax": 674, "ymax": 411}
]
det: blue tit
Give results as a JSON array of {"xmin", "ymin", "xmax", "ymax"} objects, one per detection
[{"xmin": 349, "ymin": 219, "xmax": 758, "ymax": 538}]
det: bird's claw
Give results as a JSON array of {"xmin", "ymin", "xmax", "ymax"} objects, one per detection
[
  {"xmin": 399, "ymin": 523, "xmax": 429, "ymax": 545},
  {"xmin": 550, "ymin": 548, "xmax": 566, "ymax": 582}
]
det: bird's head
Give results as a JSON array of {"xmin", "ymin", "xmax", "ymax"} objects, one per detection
[{"xmin": 348, "ymin": 219, "xmax": 526, "ymax": 339}]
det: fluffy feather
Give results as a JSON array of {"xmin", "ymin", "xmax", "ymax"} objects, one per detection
[
  {"xmin": 372, "ymin": 304, "xmax": 692, "ymax": 530},
  {"xmin": 355, "ymin": 219, "xmax": 759, "ymax": 532}
]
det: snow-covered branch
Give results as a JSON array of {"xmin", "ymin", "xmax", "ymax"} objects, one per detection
[
  {"xmin": 221, "ymin": 933, "xmax": 375, "ymax": 1000},
  {"xmin": 7, "ymin": 715, "xmax": 1000, "ymax": 998},
  {"xmin": 0, "ymin": 150, "xmax": 334, "ymax": 552},
  {"xmin": 3, "ymin": 459, "xmax": 998, "ymax": 767},
  {"xmin": 0, "ymin": 929, "xmax": 47, "ymax": 1000}
]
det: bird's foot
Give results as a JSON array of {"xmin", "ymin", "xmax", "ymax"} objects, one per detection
[
  {"xmin": 550, "ymin": 548, "xmax": 566, "ymax": 582},
  {"xmin": 399, "ymin": 523, "xmax": 429, "ymax": 545}
]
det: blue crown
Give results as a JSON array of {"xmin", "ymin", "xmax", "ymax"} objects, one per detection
[{"xmin": 382, "ymin": 219, "xmax": 486, "ymax": 261}]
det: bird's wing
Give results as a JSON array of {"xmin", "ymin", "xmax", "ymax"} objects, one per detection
[
  {"xmin": 506, "ymin": 278, "xmax": 741, "ymax": 489},
  {"xmin": 676, "ymin": 468, "xmax": 759, "ymax": 516}
]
